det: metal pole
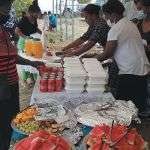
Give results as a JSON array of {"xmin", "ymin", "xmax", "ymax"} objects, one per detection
[
  {"xmin": 65, "ymin": 0, "xmax": 68, "ymax": 40},
  {"xmin": 52, "ymin": 0, "xmax": 54, "ymax": 14},
  {"xmin": 56, "ymin": 0, "xmax": 58, "ymax": 31},
  {"xmin": 60, "ymin": 0, "xmax": 62, "ymax": 34},
  {"xmin": 72, "ymin": 0, "xmax": 75, "ymax": 40}
]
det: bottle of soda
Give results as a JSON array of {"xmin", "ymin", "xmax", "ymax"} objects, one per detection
[
  {"xmin": 48, "ymin": 76, "xmax": 55, "ymax": 92},
  {"xmin": 55, "ymin": 76, "xmax": 63, "ymax": 92},
  {"xmin": 40, "ymin": 76, "xmax": 48, "ymax": 92}
]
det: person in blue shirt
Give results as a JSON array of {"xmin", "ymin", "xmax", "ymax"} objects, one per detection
[{"xmin": 48, "ymin": 11, "xmax": 57, "ymax": 29}]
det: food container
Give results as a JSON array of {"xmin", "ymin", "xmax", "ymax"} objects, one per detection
[
  {"xmin": 86, "ymin": 84, "xmax": 105, "ymax": 89},
  {"xmin": 65, "ymin": 78, "xmax": 86, "ymax": 84},
  {"xmin": 65, "ymin": 87, "xmax": 85, "ymax": 94},
  {"xmin": 65, "ymin": 83, "xmax": 85, "ymax": 89},
  {"xmin": 87, "ymin": 78, "xmax": 106, "ymax": 84},
  {"xmin": 86, "ymin": 87, "xmax": 105, "ymax": 93},
  {"xmin": 63, "ymin": 63, "xmax": 83, "ymax": 68},
  {"xmin": 64, "ymin": 76, "xmax": 86, "ymax": 83},
  {"xmin": 87, "ymin": 80, "xmax": 106, "ymax": 85}
]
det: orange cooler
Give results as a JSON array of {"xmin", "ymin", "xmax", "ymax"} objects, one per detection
[
  {"xmin": 25, "ymin": 39, "xmax": 33, "ymax": 56},
  {"xmin": 32, "ymin": 41, "xmax": 43, "ymax": 58}
]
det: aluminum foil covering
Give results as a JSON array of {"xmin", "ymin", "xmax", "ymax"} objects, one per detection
[
  {"xmin": 35, "ymin": 101, "xmax": 66, "ymax": 121},
  {"xmin": 75, "ymin": 100, "xmax": 139, "ymax": 127},
  {"xmin": 56, "ymin": 110, "xmax": 78, "ymax": 129},
  {"xmin": 35, "ymin": 100, "xmax": 78, "ymax": 129},
  {"xmin": 62, "ymin": 125, "xmax": 83, "ymax": 144}
]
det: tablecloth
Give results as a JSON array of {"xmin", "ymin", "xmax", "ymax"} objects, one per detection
[{"xmin": 30, "ymin": 77, "xmax": 115, "ymax": 107}]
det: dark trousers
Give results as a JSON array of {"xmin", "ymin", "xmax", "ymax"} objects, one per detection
[
  {"xmin": 116, "ymin": 74, "xmax": 148, "ymax": 112},
  {"xmin": 0, "ymin": 84, "xmax": 20, "ymax": 150},
  {"xmin": 108, "ymin": 60, "xmax": 119, "ymax": 98}
]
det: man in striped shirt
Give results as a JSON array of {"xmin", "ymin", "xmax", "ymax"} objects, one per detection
[{"xmin": 0, "ymin": 1, "xmax": 43, "ymax": 149}]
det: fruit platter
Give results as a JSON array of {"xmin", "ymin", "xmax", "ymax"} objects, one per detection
[
  {"xmin": 83, "ymin": 124, "xmax": 146, "ymax": 150},
  {"xmin": 12, "ymin": 105, "xmax": 66, "ymax": 135},
  {"xmin": 13, "ymin": 130, "xmax": 75, "ymax": 150}
]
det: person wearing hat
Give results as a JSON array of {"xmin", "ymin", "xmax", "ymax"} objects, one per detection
[
  {"xmin": 61, "ymin": 4, "xmax": 110, "ymax": 56},
  {"xmin": 0, "ymin": 0, "xmax": 44, "ymax": 149}
]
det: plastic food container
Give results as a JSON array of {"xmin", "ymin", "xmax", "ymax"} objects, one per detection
[
  {"xmin": 65, "ymin": 83, "xmax": 85, "ymax": 89},
  {"xmin": 65, "ymin": 87, "xmax": 85, "ymax": 93},
  {"xmin": 87, "ymin": 80, "xmax": 106, "ymax": 85},
  {"xmin": 86, "ymin": 84, "xmax": 105, "ymax": 89},
  {"xmin": 63, "ymin": 63, "xmax": 83, "ymax": 68},
  {"xmin": 65, "ymin": 78, "xmax": 86, "ymax": 84},
  {"xmin": 64, "ymin": 76, "xmax": 86, "ymax": 83},
  {"xmin": 86, "ymin": 87, "xmax": 105, "ymax": 93}
]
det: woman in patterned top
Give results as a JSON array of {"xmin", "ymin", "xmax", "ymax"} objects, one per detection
[
  {"xmin": 0, "ymin": 0, "xmax": 44, "ymax": 149},
  {"xmin": 62, "ymin": 4, "xmax": 110, "ymax": 56}
]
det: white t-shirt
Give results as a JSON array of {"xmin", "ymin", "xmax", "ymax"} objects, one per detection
[{"xmin": 107, "ymin": 17, "xmax": 150, "ymax": 75}]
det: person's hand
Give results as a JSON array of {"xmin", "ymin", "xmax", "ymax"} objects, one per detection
[
  {"xmin": 30, "ymin": 61, "xmax": 45, "ymax": 70},
  {"xmin": 62, "ymin": 47, "xmax": 69, "ymax": 52}
]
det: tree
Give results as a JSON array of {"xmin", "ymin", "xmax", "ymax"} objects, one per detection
[{"xmin": 13, "ymin": 0, "xmax": 33, "ymax": 17}]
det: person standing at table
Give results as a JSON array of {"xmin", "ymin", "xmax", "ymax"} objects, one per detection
[
  {"xmin": 0, "ymin": 0, "xmax": 44, "ymax": 149},
  {"xmin": 96, "ymin": 0, "xmax": 150, "ymax": 115},
  {"xmin": 15, "ymin": 2, "xmax": 42, "ymax": 87},
  {"xmin": 15, "ymin": 3, "xmax": 41, "ymax": 37},
  {"xmin": 135, "ymin": 0, "xmax": 150, "ymax": 117},
  {"xmin": 136, "ymin": 0, "xmax": 150, "ymax": 62},
  {"xmin": 61, "ymin": 4, "xmax": 110, "ymax": 57}
]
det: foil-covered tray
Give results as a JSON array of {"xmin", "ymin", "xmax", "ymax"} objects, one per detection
[{"xmin": 75, "ymin": 100, "xmax": 139, "ymax": 127}]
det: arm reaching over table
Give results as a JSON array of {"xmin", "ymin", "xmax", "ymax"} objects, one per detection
[
  {"xmin": 96, "ymin": 41, "xmax": 117, "ymax": 62},
  {"xmin": 17, "ymin": 56, "xmax": 44, "ymax": 69}
]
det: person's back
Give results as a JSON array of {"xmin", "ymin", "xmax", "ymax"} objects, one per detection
[
  {"xmin": 49, "ymin": 14, "xmax": 57, "ymax": 28},
  {"xmin": 109, "ymin": 17, "xmax": 149, "ymax": 75}
]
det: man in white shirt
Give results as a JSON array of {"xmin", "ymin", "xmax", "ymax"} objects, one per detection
[{"xmin": 97, "ymin": 0, "xmax": 150, "ymax": 114}]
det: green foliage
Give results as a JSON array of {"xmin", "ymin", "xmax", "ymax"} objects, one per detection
[{"xmin": 13, "ymin": 0, "xmax": 33, "ymax": 17}]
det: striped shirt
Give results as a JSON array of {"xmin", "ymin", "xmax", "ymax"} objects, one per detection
[{"xmin": 0, "ymin": 27, "xmax": 18, "ymax": 85}]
